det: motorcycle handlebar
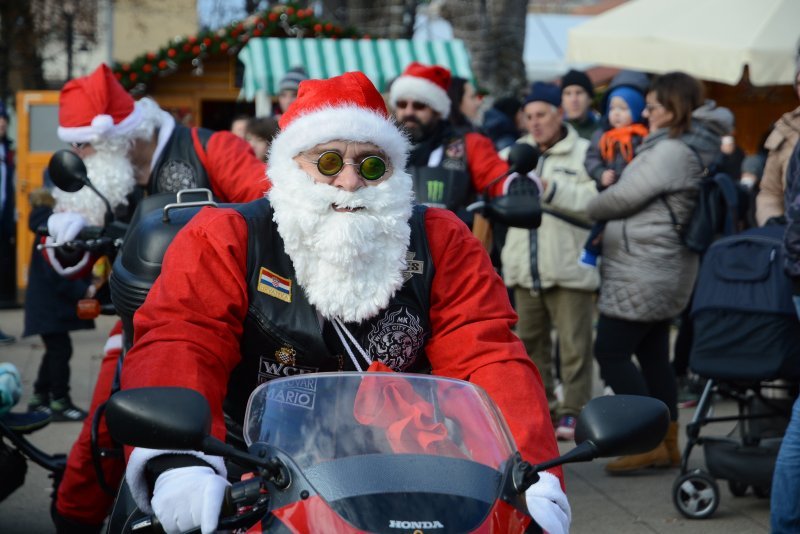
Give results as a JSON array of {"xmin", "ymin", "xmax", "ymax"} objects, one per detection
[
  {"xmin": 35, "ymin": 228, "xmax": 116, "ymax": 253},
  {"xmin": 129, "ymin": 477, "xmax": 264, "ymax": 533}
]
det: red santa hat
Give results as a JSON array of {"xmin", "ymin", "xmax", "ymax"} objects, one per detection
[
  {"xmin": 269, "ymin": 71, "xmax": 409, "ymax": 173},
  {"xmin": 57, "ymin": 64, "xmax": 145, "ymax": 144},
  {"xmin": 389, "ymin": 62, "xmax": 452, "ymax": 118}
]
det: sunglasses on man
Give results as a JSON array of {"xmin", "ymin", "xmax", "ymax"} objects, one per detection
[{"xmin": 301, "ymin": 150, "xmax": 388, "ymax": 181}]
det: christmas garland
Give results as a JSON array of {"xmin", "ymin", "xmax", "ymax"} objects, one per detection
[{"xmin": 111, "ymin": 3, "xmax": 362, "ymax": 93}]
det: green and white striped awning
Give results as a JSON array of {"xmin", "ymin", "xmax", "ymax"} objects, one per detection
[{"xmin": 238, "ymin": 37, "xmax": 473, "ymax": 100}]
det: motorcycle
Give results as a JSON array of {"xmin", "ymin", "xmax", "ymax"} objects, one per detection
[
  {"xmin": 104, "ymin": 374, "xmax": 668, "ymax": 533},
  {"xmin": 39, "ymin": 150, "xmax": 218, "ymax": 497}
]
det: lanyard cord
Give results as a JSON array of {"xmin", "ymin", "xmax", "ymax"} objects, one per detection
[{"xmin": 331, "ymin": 318, "xmax": 372, "ymax": 371}]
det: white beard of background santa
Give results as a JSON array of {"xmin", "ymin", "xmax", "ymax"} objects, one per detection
[
  {"xmin": 266, "ymin": 77, "xmax": 413, "ymax": 324},
  {"xmin": 52, "ymin": 139, "xmax": 136, "ymax": 226}
]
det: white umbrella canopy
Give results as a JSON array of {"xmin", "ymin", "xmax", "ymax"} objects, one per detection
[{"xmin": 566, "ymin": 0, "xmax": 800, "ymax": 86}]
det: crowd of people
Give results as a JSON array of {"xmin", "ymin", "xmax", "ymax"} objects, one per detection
[{"xmin": 0, "ymin": 53, "xmax": 799, "ymax": 533}]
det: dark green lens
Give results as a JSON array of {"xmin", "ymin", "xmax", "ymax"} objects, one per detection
[
  {"xmin": 317, "ymin": 151, "xmax": 343, "ymax": 176},
  {"xmin": 359, "ymin": 156, "xmax": 386, "ymax": 181}
]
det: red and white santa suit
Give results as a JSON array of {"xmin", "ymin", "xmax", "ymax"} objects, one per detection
[
  {"xmin": 50, "ymin": 64, "xmax": 268, "ymax": 531},
  {"xmin": 120, "ymin": 71, "xmax": 570, "ymax": 534}
]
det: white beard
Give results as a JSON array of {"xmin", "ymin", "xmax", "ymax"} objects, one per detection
[
  {"xmin": 53, "ymin": 148, "xmax": 136, "ymax": 226},
  {"xmin": 267, "ymin": 159, "xmax": 414, "ymax": 323}
]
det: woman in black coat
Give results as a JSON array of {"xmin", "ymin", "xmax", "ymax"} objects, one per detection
[{"xmin": 23, "ymin": 187, "xmax": 94, "ymax": 421}]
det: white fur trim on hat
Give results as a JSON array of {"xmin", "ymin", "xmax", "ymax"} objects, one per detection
[
  {"xmin": 267, "ymin": 105, "xmax": 410, "ymax": 177},
  {"xmin": 57, "ymin": 99, "xmax": 146, "ymax": 144},
  {"xmin": 390, "ymin": 76, "xmax": 451, "ymax": 119}
]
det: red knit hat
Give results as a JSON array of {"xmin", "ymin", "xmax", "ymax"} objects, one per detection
[
  {"xmin": 57, "ymin": 64, "xmax": 144, "ymax": 144},
  {"xmin": 389, "ymin": 62, "xmax": 452, "ymax": 118},
  {"xmin": 269, "ymin": 71, "xmax": 409, "ymax": 177}
]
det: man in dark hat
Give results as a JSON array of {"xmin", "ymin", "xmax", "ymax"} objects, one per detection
[
  {"xmin": 501, "ymin": 81, "xmax": 598, "ymax": 443},
  {"xmin": 560, "ymin": 69, "xmax": 600, "ymax": 140},
  {"xmin": 275, "ymin": 66, "xmax": 308, "ymax": 116}
]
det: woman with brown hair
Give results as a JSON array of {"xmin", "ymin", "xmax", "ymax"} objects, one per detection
[{"xmin": 585, "ymin": 72, "xmax": 732, "ymax": 473}]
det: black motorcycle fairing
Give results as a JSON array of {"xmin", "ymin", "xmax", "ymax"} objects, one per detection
[{"xmin": 258, "ymin": 449, "xmax": 507, "ymax": 533}]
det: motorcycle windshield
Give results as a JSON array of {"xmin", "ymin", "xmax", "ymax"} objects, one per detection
[{"xmin": 243, "ymin": 372, "xmax": 517, "ymax": 472}]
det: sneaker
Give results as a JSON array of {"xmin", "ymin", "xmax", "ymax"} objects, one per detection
[
  {"xmin": 0, "ymin": 330, "xmax": 15, "ymax": 345},
  {"xmin": 28, "ymin": 393, "xmax": 52, "ymax": 415},
  {"xmin": 49, "ymin": 398, "xmax": 88, "ymax": 422},
  {"xmin": 578, "ymin": 250, "xmax": 597, "ymax": 268},
  {"xmin": 555, "ymin": 416, "xmax": 577, "ymax": 441}
]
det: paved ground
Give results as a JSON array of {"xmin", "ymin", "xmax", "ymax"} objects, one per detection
[{"xmin": 0, "ymin": 307, "xmax": 772, "ymax": 533}]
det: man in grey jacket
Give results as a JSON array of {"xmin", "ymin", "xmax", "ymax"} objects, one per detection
[{"xmin": 501, "ymin": 82, "xmax": 599, "ymax": 441}]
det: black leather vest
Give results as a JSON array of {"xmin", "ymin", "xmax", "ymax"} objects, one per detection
[
  {"xmin": 223, "ymin": 198, "xmax": 435, "ymax": 428},
  {"xmin": 148, "ymin": 126, "xmax": 213, "ymax": 195},
  {"xmin": 411, "ymin": 134, "xmax": 472, "ymax": 212}
]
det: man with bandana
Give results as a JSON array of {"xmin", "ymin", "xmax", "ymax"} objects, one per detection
[
  {"xmin": 120, "ymin": 71, "xmax": 571, "ymax": 534},
  {"xmin": 47, "ymin": 64, "xmax": 269, "ymax": 533}
]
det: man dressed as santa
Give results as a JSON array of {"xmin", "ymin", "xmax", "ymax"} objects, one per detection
[
  {"xmin": 47, "ymin": 64, "xmax": 268, "ymax": 533},
  {"xmin": 119, "ymin": 71, "xmax": 571, "ymax": 534}
]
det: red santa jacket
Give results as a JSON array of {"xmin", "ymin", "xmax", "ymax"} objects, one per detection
[{"xmin": 121, "ymin": 205, "xmax": 563, "ymax": 488}]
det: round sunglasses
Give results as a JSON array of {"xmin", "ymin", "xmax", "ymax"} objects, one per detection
[{"xmin": 303, "ymin": 150, "xmax": 388, "ymax": 181}]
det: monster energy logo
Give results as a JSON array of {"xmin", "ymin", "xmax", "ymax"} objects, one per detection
[{"xmin": 427, "ymin": 180, "xmax": 445, "ymax": 203}]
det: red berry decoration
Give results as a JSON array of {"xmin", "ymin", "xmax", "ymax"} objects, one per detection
[{"xmin": 167, "ymin": 48, "xmax": 177, "ymax": 58}]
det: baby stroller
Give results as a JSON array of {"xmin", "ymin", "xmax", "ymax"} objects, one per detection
[{"xmin": 672, "ymin": 224, "xmax": 800, "ymax": 519}]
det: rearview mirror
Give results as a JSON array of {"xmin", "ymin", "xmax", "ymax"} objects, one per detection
[
  {"xmin": 106, "ymin": 387, "xmax": 211, "ymax": 451},
  {"xmin": 575, "ymin": 395, "xmax": 669, "ymax": 457},
  {"xmin": 48, "ymin": 149, "xmax": 89, "ymax": 193}
]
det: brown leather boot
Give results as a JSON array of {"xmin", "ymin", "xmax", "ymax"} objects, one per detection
[
  {"xmin": 664, "ymin": 421, "xmax": 681, "ymax": 467},
  {"xmin": 604, "ymin": 441, "xmax": 672, "ymax": 473}
]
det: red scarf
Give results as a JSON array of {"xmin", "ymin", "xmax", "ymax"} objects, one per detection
[{"xmin": 599, "ymin": 124, "xmax": 650, "ymax": 163}]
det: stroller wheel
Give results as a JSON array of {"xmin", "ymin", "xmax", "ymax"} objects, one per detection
[
  {"xmin": 673, "ymin": 470, "xmax": 720, "ymax": 519},
  {"xmin": 727, "ymin": 480, "xmax": 749, "ymax": 497}
]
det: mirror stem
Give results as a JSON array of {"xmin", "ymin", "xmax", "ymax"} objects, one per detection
[
  {"xmin": 84, "ymin": 181, "xmax": 114, "ymax": 226},
  {"xmin": 517, "ymin": 442, "xmax": 599, "ymax": 493},
  {"xmin": 200, "ymin": 436, "xmax": 288, "ymax": 487}
]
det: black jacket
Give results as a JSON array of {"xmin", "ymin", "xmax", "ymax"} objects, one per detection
[{"xmin": 22, "ymin": 205, "xmax": 94, "ymax": 337}]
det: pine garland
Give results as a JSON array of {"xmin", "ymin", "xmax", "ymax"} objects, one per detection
[{"xmin": 111, "ymin": 3, "xmax": 363, "ymax": 93}]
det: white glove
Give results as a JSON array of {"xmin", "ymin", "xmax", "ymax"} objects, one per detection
[
  {"xmin": 151, "ymin": 465, "xmax": 230, "ymax": 534},
  {"xmin": 47, "ymin": 212, "xmax": 87, "ymax": 244},
  {"xmin": 525, "ymin": 471, "xmax": 571, "ymax": 534}
]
